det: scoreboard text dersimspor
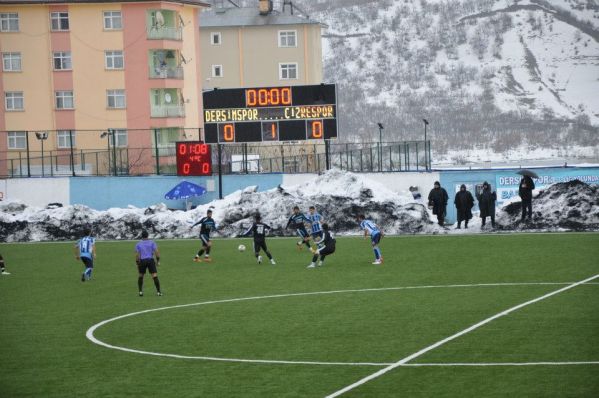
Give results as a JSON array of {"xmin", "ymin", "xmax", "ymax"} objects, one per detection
[
  {"xmin": 176, "ymin": 142, "xmax": 212, "ymax": 176},
  {"xmin": 203, "ymin": 84, "xmax": 338, "ymax": 143}
]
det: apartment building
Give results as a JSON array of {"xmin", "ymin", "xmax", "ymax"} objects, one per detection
[{"xmin": 0, "ymin": 0, "xmax": 208, "ymax": 176}]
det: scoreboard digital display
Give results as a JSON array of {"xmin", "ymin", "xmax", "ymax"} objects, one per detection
[
  {"xmin": 203, "ymin": 84, "xmax": 337, "ymax": 143},
  {"xmin": 176, "ymin": 142, "xmax": 212, "ymax": 176}
]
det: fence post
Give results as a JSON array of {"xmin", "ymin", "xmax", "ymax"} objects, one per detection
[
  {"xmin": 69, "ymin": 130, "xmax": 75, "ymax": 176},
  {"xmin": 154, "ymin": 129, "xmax": 160, "ymax": 175},
  {"xmin": 111, "ymin": 129, "xmax": 117, "ymax": 176},
  {"xmin": 25, "ymin": 131, "xmax": 31, "ymax": 177},
  {"xmin": 50, "ymin": 151, "xmax": 54, "ymax": 177},
  {"xmin": 95, "ymin": 152, "xmax": 99, "ymax": 176},
  {"xmin": 416, "ymin": 142, "xmax": 419, "ymax": 171}
]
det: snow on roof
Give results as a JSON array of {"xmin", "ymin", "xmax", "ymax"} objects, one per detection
[{"xmin": 200, "ymin": 6, "xmax": 322, "ymax": 28}]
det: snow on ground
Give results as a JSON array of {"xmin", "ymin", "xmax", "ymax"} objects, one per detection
[{"xmin": 1, "ymin": 170, "xmax": 597, "ymax": 242}]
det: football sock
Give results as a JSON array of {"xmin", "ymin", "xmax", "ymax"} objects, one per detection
[
  {"xmin": 206, "ymin": 247, "xmax": 211, "ymax": 255},
  {"xmin": 304, "ymin": 241, "xmax": 311, "ymax": 249},
  {"xmin": 266, "ymin": 251, "xmax": 273, "ymax": 260},
  {"xmin": 85, "ymin": 267, "xmax": 93, "ymax": 279},
  {"xmin": 152, "ymin": 276, "xmax": 161, "ymax": 293},
  {"xmin": 197, "ymin": 249, "xmax": 204, "ymax": 257},
  {"xmin": 312, "ymin": 254, "xmax": 318, "ymax": 262},
  {"xmin": 373, "ymin": 247, "xmax": 381, "ymax": 260},
  {"xmin": 138, "ymin": 276, "xmax": 143, "ymax": 291}
]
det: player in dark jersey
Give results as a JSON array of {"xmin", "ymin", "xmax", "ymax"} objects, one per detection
[
  {"xmin": 74, "ymin": 228, "xmax": 96, "ymax": 282},
  {"xmin": 242, "ymin": 214, "xmax": 276, "ymax": 264},
  {"xmin": 285, "ymin": 206, "xmax": 311, "ymax": 250},
  {"xmin": 307, "ymin": 223, "xmax": 336, "ymax": 268},
  {"xmin": 191, "ymin": 209, "xmax": 216, "ymax": 262},
  {"xmin": 0, "ymin": 253, "xmax": 10, "ymax": 275},
  {"xmin": 135, "ymin": 230, "xmax": 162, "ymax": 296}
]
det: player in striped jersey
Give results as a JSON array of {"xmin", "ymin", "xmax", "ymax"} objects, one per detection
[
  {"xmin": 306, "ymin": 206, "xmax": 324, "ymax": 243},
  {"xmin": 285, "ymin": 206, "xmax": 311, "ymax": 250},
  {"xmin": 74, "ymin": 228, "xmax": 96, "ymax": 281},
  {"xmin": 357, "ymin": 215, "xmax": 383, "ymax": 265}
]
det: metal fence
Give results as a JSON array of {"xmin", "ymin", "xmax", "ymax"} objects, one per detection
[{"xmin": 0, "ymin": 129, "xmax": 431, "ymax": 177}]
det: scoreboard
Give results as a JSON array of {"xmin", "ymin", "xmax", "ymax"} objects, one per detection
[
  {"xmin": 175, "ymin": 142, "xmax": 212, "ymax": 176},
  {"xmin": 203, "ymin": 84, "xmax": 337, "ymax": 143}
]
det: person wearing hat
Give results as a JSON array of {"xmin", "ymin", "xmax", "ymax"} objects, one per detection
[
  {"xmin": 428, "ymin": 181, "xmax": 449, "ymax": 226},
  {"xmin": 454, "ymin": 184, "xmax": 474, "ymax": 229},
  {"xmin": 477, "ymin": 181, "xmax": 497, "ymax": 228}
]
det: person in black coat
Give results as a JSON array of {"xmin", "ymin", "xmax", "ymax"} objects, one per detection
[
  {"xmin": 477, "ymin": 181, "xmax": 497, "ymax": 228},
  {"xmin": 518, "ymin": 175, "xmax": 535, "ymax": 221},
  {"xmin": 428, "ymin": 181, "xmax": 449, "ymax": 226},
  {"xmin": 454, "ymin": 184, "xmax": 474, "ymax": 229}
]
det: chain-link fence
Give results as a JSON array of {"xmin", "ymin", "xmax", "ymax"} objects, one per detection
[{"xmin": 0, "ymin": 128, "xmax": 431, "ymax": 177}]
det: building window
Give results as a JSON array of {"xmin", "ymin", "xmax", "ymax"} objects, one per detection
[
  {"xmin": 110, "ymin": 129, "xmax": 128, "ymax": 147},
  {"xmin": 103, "ymin": 11, "xmax": 122, "ymax": 30},
  {"xmin": 105, "ymin": 50, "xmax": 124, "ymax": 69},
  {"xmin": 0, "ymin": 13, "xmax": 19, "ymax": 32},
  {"xmin": 212, "ymin": 65, "xmax": 223, "ymax": 78},
  {"xmin": 2, "ymin": 52, "xmax": 21, "ymax": 71},
  {"xmin": 278, "ymin": 30, "xmax": 297, "ymax": 47},
  {"xmin": 57, "ymin": 130, "xmax": 75, "ymax": 149},
  {"xmin": 7, "ymin": 131, "xmax": 26, "ymax": 149},
  {"xmin": 279, "ymin": 63, "xmax": 298, "ymax": 80},
  {"xmin": 107, "ymin": 89, "xmax": 126, "ymax": 109},
  {"xmin": 55, "ymin": 91, "xmax": 74, "ymax": 109},
  {"xmin": 152, "ymin": 127, "xmax": 180, "ymax": 148},
  {"xmin": 5, "ymin": 91, "xmax": 24, "ymax": 111},
  {"xmin": 50, "ymin": 12, "xmax": 69, "ymax": 31},
  {"xmin": 210, "ymin": 32, "xmax": 221, "ymax": 45},
  {"xmin": 53, "ymin": 51, "xmax": 72, "ymax": 70}
]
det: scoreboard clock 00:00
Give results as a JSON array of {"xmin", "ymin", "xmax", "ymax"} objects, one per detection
[{"xmin": 203, "ymin": 84, "xmax": 338, "ymax": 143}]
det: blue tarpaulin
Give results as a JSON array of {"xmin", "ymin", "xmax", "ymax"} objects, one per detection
[{"xmin": 164, "ymin": 181, "xmax": 207, "ymax": 200}]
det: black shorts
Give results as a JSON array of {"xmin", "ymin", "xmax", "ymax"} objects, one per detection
[
  {"xmin": 200, "ymin": 234, "xmax": 210, "ymax": 245},
  {"xmin": 319, "ymin": 246, "xmax": 335, "ymax": 256},
  {"xmin": 81, "ymin": 257, "xmax": 94, "ymax": 268},
  {"xmin": 138, "ymin": 259, "xmax": 157, "ymax": 274},
  {"xmin": 253, "ymin": 240, "xmax": 268, "ymax": 253}
]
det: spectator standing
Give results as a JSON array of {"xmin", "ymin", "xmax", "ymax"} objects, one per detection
[
  {"xmin": 477, "ymin": 181, "xmax": 497, "ymax": 228},
  {"xmin": 519, "ymin": 175, "xmax": 535, "ymax": 221},
  {"xmin": 454, "ymin": 184, "xmax": 474, "ymax": 229},
  {"xmin": 428, "ymin": 181, "xmax": 449, "ymax": 226}
]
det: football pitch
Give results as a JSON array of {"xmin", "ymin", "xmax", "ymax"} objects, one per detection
[{"xmin": 1, "ymin": 233, "xmax": 598, "ymax": 397}]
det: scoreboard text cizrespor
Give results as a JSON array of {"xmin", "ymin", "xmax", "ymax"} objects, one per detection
[{"xmin": 203, "ymin": 84, "xmax": 338, "ymax": 143}]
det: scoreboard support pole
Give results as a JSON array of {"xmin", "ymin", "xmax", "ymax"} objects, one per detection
[
  {"xmin": 217, "ymin": 143, "xmax": 223, "ymax": 199},
  {"xmin": 325, "ymin": 139, "xmax": 331, "ymax": 170}
]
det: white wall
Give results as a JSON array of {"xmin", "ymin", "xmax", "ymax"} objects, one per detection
[
  {"xmin": 3, "ymin": 178, "xmax": 70, "ymax": 207},
  {"xmin": 0, "ymin": 179, "xmax": 6, "ymax": 201}
]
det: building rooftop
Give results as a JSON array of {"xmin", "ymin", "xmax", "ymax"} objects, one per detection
[
  {"xmin": 0, "ymin": 0, "xmax": 209, "ymax": 6},
  {"xmin": 200, "ymin": 6, "xmax": 322, "ymax": 28}
]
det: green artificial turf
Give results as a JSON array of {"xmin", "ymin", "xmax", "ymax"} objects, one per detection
[{"xmin": 1, "ymin": 233, "xmax": 598, "ymax": 397}]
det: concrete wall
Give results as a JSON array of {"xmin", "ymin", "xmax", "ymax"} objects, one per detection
[{"xmin": 3, "ymin": 177, "xmax": 70, "ymax": 207}]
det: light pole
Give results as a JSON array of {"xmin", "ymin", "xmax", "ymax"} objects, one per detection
[
  {"xmin": 35, "ymin": 132, "xmax": 48, "ymax": 176},
  {"xmin": 377, "ymin": 122, "xmax": 384, "ymax": 171},
  {"xmin": 422, "ymin": 119, "xmax": 429, "ymax": 171}
]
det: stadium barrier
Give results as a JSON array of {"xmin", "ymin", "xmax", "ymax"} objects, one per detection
[{"xmin": 0, "ymin": 129, "xmax": 431, "ymax": 177}]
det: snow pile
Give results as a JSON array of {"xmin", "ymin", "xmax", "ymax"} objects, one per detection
[
  {"xmin": 496, "ymin": 179, "xmax": 599, "ymax": 230},
  {"xmin": 0, "ymin": 170, "xmax": 435, "ymax": 242}
]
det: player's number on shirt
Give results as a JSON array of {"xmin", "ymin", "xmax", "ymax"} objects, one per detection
[{"xmin": 257, "ymin": 225, "xmax": 264, "ymax": 234}]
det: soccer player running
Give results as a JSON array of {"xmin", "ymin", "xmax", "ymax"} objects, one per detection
[
  {"xmin": 242, "ymin": 214, "xmax": 276, "ymax": 265},
  {"xmin": 306, "ymin": 206, "xmax": 324, "ymax": 245},
  {"xmin": 74, "ymin": 228, "xmax": 96, "ymax": 281},
  {"xmin": 135, "ymin": 230, "xmax": 162, "ymax": 297},
  {"xmin": 285, "ymin": 206, "xmax": 311, "ymax": 250},
  {"xmin": 0, "ymin": 253, "xmax": 10, "ymax": 275},
  {"xmin": 357, "ymin": 215, "xmax": 384, "ymax": 265},
  {"xmin": 191, "ymin": 209, "xmax": 216, "ymax": 262},
  {"xmin": 307, "ymin": 223, "xmax": 336, "ymax": 268}
]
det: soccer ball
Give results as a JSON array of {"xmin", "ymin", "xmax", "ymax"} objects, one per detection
[{"xmin": 238, "ymin": 244, "xmax": 246, "ymax": 252}]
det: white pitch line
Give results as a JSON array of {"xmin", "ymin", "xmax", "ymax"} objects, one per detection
[
  {"xmin": 403, "ymin": 361, "xmax": 599, "ymax": 367},
  {"xmin": 324, "ymin": 273, "xmax": 599, "ymax": 398}
]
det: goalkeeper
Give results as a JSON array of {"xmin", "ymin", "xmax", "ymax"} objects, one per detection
[
  {"xmin": 307, "ymin": 223, "xmax": 336, "ymax": 268},
  {"xmin": 135, "ymin": 230, "xmax": 162, "ymax": 297}
]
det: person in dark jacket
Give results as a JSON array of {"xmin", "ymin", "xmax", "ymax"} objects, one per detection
[
  {"xmin": 518, "ymin": 175, "xmax": 535, "ymax": 221},
  {"xmin": 454, "ymin": 184, "xmax": 474, "ymax": 229},
  {"xmin": 477, "ymin": 181, "xmax": 497, "ymax": 228},
  {"xmin": 428, "ymin": 181, "xmax": 449, "ymax": 226}
]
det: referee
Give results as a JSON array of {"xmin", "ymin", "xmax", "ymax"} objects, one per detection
[{"xmin": 135, "ymin": 230, "xmax": 162, "ymax": 296}]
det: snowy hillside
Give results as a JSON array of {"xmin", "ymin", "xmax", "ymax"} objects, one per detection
[{"xmin": 293, "ymin": 0, "xmax": 599, "ymax": 159}]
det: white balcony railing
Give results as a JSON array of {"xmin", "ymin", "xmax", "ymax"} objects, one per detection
[
  {"xmin": 151, "ymin": 104, "xmax": 185, "ymax": 118},
  {"xmin": 149, "ymin": 66, "xmax": 184, "ymax": 79},
  {"xmin": 147, "ymin": 26, "xmax": 182, "ymax": 40}
]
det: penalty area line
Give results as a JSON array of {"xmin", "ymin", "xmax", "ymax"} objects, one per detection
[{"xmin": 324, "ymin": 273, "xmax": 599, "ymax": 398}]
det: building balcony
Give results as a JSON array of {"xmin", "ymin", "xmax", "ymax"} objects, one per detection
[
  {"xmin": 151, "ymin": 104, "xmax": 185, "ymax": 118},
  {"xmin": 147, "ymin": 26, "xmax": 182, "ymax": 41},
  {"xmin": 149, "ymin": 65, "xmax": 184, "ymax": 79}
]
